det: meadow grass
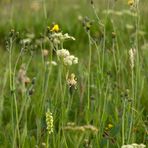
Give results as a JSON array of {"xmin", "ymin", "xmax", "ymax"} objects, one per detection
[{"xmin": 0, "ymin": 0, "xmax": 148, "ymax": 147}]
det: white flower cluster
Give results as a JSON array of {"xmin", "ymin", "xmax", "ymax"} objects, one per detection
[
  {"xmin": 64, "ymin": 55, "xmax": 78, "ymax": 66},
  {"xmin": 121, "ymin": 143, "xmax": 146, "ymax": 148},
  {"xmin": 50, "ymin": 32, "xmax": 75, "ymax": 45},
  {"xmin": 63, "ymin": 33, "xmax": 75, "ymax": 41},
  {"xmin": 57, "ymin": 49, "xmax": 78, "ymax": 66},
  {"xmin": 57, "ymin": 48, "xmax": 70, "ymax": 58}
]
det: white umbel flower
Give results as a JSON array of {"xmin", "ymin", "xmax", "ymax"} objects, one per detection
[
  {"xmin": 57, "ymin": 49, "xmax": 70, "ymax": 58},
  {"xmin": 64, "ymin": 55, "xmax": 78, "ymax": 66},
  {"xmin": 73, "ymin": 57, "xmax": 78, "ymax": 64},
  {"xmin": 62, "ymin": 33, "xmax": 76, "ymax": 41},
  {"xmin": 49, "ymin": 32, "xmax": 75, "ymax": 45}
]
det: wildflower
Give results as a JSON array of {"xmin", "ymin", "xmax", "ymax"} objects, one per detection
[
  {"xmin": 128, "ymin": 0, "xmax": 134, "ymax": 6},
  {"xmin": 67, "ymin": 122, "xmax": 76, "ymax": 126},
  {"xmin": 129, "ymin": 48, "xmax": 136, "ymax": 69},
  {"xmin": 121, "ymin": 143, "xmax": 146, "ymax": 148},
  {"xmin": 63, "ymin": 126, "xmax": 85, "ymax": 132},
  {"xmin": 42, "ymin": 49, "xmax": 49, "ymax": 57},
  {"xmin": 105, "ymin": 123, "xmax": 113, "ymax": 131},
  {"xmin": 83, "ymin": 138, "xmax": 92, "ymax": 148},
  {"xmin": 63, "ymin": 124, "xmax": 98, "ymax": 133},
  {"xmin": 46, "ymin": 61, "xmax": 57, "ymax": 66},
  {"xmin": 64, "ymin": 55, "xmax": 74, "ymax": 66},
  {"xmin": 49, "ymin": 32, "xmax": 75, "ymax": 45},
  {"xmin": 50, "ymin": 32, "xmax": 63, "ymax": 39},
  {"xmin": 49, "ymin": 32, "xmax": 62, "ymax": 44},
  {"xmin": 83, "ymin": 125, "xmax": 98, "ymax": 133},
  {"xmin": 21, "ymin": 38, "xmax": 31, "ymax": 45},
  {"xmin": 64, "ymin": 55, "xmax": 78, "ymax": 66},
  {"xmin": 56, "ymin": 49, "xmax": 78, "ymax": 66},
  {"xmin": 108, "ymin": 123, "xmax": 113, "ymax": 129},
  {"xmin": 46, "ymin": 109, "xmax": 53, "ymax": 135},
  {"xmin": 62, "ymin": 33, "xmax": 75, "ymax": 41},
  {"xmin": 67, "ymin": 73, "xmax": 77, "ymax": 88},
  {"xmin": 57, "ymin": 49, "xmax": 70, "ymax": 58},
  {"xmin": 73, "ymin": 56, "xmax": 78, "ymax": 64},
  {"xmin": 51, "ymin": 24, "xmax": 60, "ymax": 32}
]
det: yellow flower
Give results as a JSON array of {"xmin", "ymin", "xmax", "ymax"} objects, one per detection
[
  {"xmin": 51, "ymin": 24, "xmax": 60, "ymax": 32},
  {"xmin": 108, "ymin": 123, "xmax": 113, "ymax": 129},
  {"xmin": 128, "ymin": 0, "xmax": 134, "ymax": 6}
]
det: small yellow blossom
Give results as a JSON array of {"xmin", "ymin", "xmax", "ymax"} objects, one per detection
[
  {"xmin": 51, "ymin": 24, "xmax": 60, "ymax": 32},
  {"xmin": 108, "ymin": 123, "xmax": 113, "ymax": 129},
  {"xmin": 128, "ymin": 0, "xmax": 134, "ymax": 6}
]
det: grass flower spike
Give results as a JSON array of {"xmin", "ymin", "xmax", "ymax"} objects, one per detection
[
  {"xmin": 108, "ymin": 123, "xmax": 113, "ymax": 129},
  {"xmin": 46, "ymin": 109, "xmax": 53, "ymax": 135},
  {"xmin": 121, "ymin": 143, "xmax": 146, "ymax": 148},
  {"xmin": 129, "ymin": 48, "xmax": 136, "ymax": 69}
]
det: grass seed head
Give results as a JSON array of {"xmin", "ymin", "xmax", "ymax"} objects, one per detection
[
  {"xmin": 46, "ymin": 109, "xmax": 53, "ymax": 135},
  {"xmin": 129, "ymin": 48, "xmax": 136, "ymax": 70}
]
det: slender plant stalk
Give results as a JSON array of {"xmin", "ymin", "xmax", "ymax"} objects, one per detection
[{"xmin": 87, "ymin": 32, "xmax": 92, "ymax": 112}]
